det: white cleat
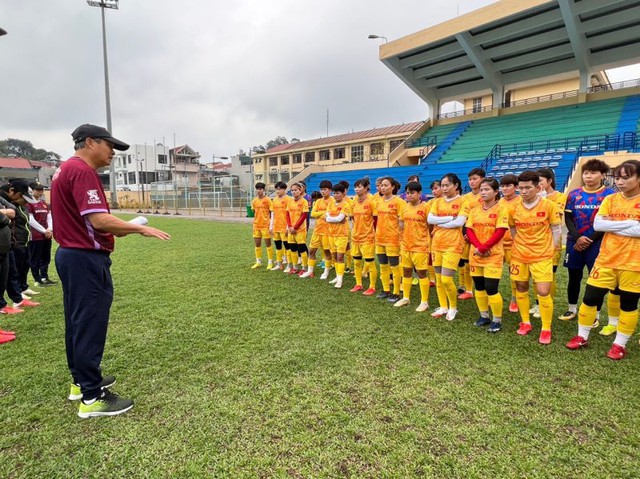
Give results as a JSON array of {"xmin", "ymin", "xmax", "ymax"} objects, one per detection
[
  {"xmin": 334, "ymin": 277, "xmax": 343, "ymax": 289},
  {"xmin": 431, "ymin": 307, "xmax": 448, "ymax": 318},
  {"xmin": 299, "ymin": 270, "xmax": 313, "ymax": 278},
  {"xmin": 394, "ymin": 298, "xmax": 410, "ymax": 308},
  {"xmin": 415, "ymin": 302, "xmax": 429, "ymax": 312},
  {"xmin": 329, "ymin": 277, "xmax": 339, "ymax": 285},
  {"xmin": 446, "ymin": 308, "xmax": 458, "ymax": 321},
  {"xmin": 320, "ymin": 270, "xmax": 330, "ymax": 280},
  {"xmin": 283, "ymin": 265, "xmax": 292, "ymax": 274}
]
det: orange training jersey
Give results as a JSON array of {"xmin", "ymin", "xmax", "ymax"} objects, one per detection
[
  {"xmin": 400, "ymin": 201, "xmax": 430, "ymax": 253},
  {"xmin": 546, "ymin": 191, "xmax": 568, "ymax": 250},
  {"xmin": 498, "ymin": 196, "xmax": 521, "ymax": 249},
  {"xmin": 272, "ymin": 195, "xmax": 291, "ymax": 232},
  {"xmin": 466, "ymin": 202, "xmax": 509, "ymax": 267},
  {"xmin": 595, "ymin": 193, "xmax": 640, "ymax": 272},
  {"xmin": 310, "ymin": 196, "xmax": 334, "ymax": 235},
  {"xmin": 287, "ymin": 197, "xmax": 310, "ymax": 232},
  {"xmin": 327, "ymin": 199, "xmax": 352, "ymax": 238},
  {"xmin": 509, "ymin": 198, "xmax": 560, "ymax": 263},
  {"xmin": 430, "ymin": 196, "xmax": 470, "ymax": 254},
  {"xmin": 374, "ymin": 195, "xmax": 406, "ymax": 247},
  {"xmin": 251, "ymin": 196, "xmax": 272, "ymax": 229},
  {"xmin": 463, "ymin": 191, "xmax": 483, "ymax": 212},
  {"xmin": 351, "ymin": 194, "xmax": 376, "ymax": 244}
]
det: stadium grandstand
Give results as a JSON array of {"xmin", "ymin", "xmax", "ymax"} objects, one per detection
[{"xmin": 252, "ymin": 0, "xmax": 640, "ymax": 195}]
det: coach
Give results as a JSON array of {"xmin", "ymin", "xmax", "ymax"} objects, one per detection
[{"xmin": 52, "ymin": 124, "xmax": 170, "ymax": 418}]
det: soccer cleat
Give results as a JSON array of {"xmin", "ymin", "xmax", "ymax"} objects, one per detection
[
  {"xmin": 509, "ymin": 300, "xmax": 518, "ymax": 313},
  {"xmin": 41, "ymin": 278, "xmax": 57, "ymax": 285},
  {"xmin": 394, "ymin": 298, "xmax": 410, "ymax": 308},
  {"xmin": 21, "ymin": 293, "xmax": 31, "ymax": 300},
  {"xmin": 0, "ymin": 306, "xmax": 24, "ymax": 315},
  {"xmin": 329, "ymin": 277, "xmax": 339, "ymax": 285},
  {"xmin": 68, "ymin": 376, "xmax": 117, "ymax": 401},
  {"xmin": 530, "ymin": 305, "xmax": 541, "ymax": 318},
  {"xmin": 387, "ymin": 294, "xmax": 400, "ymax": 304},
  {"xmin": 516, "ymin": 322, "xmax": 533, "ymax": 335},
  {"xmin": 34, "ymin": 281, "xmax": 54, "ymax": 287},
  {"xmin": 0, "ymin": 334, "xmax": 16, "ymax": 344},
  {"xmin": 319, "ymin": 270, "xmax": 330, "ymax": 280},
  {"xmin": 334, "ymin": 278, "xmax": 343, "ymax": 289},
  {"xmin": 376, "ymin": 291, "xmax": 390, "ymax": 300},
  {"xmin": 458, "ymin": 291, "xmax": 473, "ymax": 300},
  {"xmin": 0, "ymin": 329, "xmax": 15, "ymax": 336},
  {"xmin": 431, "ymin": 307, "xmax": 448, "ymax": 318},
  {"xmin": 474, "ymin": 317, "xmax": 491, "ymax": 327},
  {"xmin": 78, "ymin": 389, "xmax": 133, "ymax": 418},
  {"xmin": 487, "ymin": 321, "xmax": 502, "ymax": 333},
  {"xmin": 599, "ymin": 324, "xmax": 617, "ymax": 336},
  {"xmin": 457, "ymin": 287, "xmax": 465, "ymax": 295},
  {"xmin": 344, "ymin": 267, "xmax": 352, "ymax": 274},
  {"xmin": 265, "ymin": 263, "xmax": 275, "ymax": 270},
  {"xmin": 591, "ymin": 320, "xmax": 600, "ymax": 329},
  {"xmin": 283, "ymin": 265, "xmax": 292, "ymax": 274},
  {"xmin": 15, "ymin": 299, "xmax": 40, "ymax": 308},
  {"xmin": 429, "ymin": 281, "xmax": 436, "ymax": 288},
  {"xmin": 288, "ymin": 269, "xmax": 299, "ymax": 275},
  {"xmin": 349, "ymin": 285, "xmax": 363, "ymax": 293},
  {"xmin": 415, "ymin": 302, "xmax": 429, "ymax": 312},
  {"xmin": 23, "ymin": 288, "xmax": 39, "ymax": 296},
  {"xmin": 412, "ymin": 277, "xmax": 419, "ymax": 286},
  {"xmin": 558, "ymin": 310, "xmax": 577, "ymax": 321},
  {"xmin": 566, "ymin": 335, "xmax": 588, "ymax": 350},
  {"xmin": 607, "ymin": 344, "xmax": 627, "ymax": 360},
  {"xmin": 539, "ymin": 330, "xmax": 552, "ymax": 345},
  {"xmin": 270, "ymin": 263, "xmax": 282, "ymax": 271},
  {"xmin": 362, "ymin": 288, "xmax": 376, "ymax": 296},
  {"xmin": 251, "ymin": 262, "xmax": 262, "ymax": 269},
  {"xmin": 446, "ymin": 309, "xmax": 458, "ymax": 321},
  {"xmin": 296, "ymin": 270, "xmax": 305, "ymax": 276},
  {"xmin": 299, "ymin": 271, "xmax": 314, "ymax": 278}
]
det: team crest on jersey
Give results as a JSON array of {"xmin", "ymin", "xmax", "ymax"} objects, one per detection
[
  {"xmin": 452, "ymin": 204, "xmax": 459, "ymax": 209},
  {"xmin": 87, "ymin": 189, "xmax": 102, "ymax": 205},
  {"xmin": 635, "ymin": 203, "xmax": 640, "ymax": 208},
  {"xmin": 489, "ymin": 213, "xmax": 497, "ymax": 218},
  {"xmin": 536, "ymin": 212, "xmax": 546, "ymax": 217},
  {"xmin": 417, "ymin": 210, "xmax": 425, "ymax": 217}
]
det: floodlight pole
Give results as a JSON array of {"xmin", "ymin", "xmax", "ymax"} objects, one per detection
[{"xmin": 87, "ymin": 0, "xmax": 119, "ymax": 208}]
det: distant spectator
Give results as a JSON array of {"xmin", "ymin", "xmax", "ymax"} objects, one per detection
[{"xmin": 27, "ymin": 182, "xmax": 56, "ymax": 287}]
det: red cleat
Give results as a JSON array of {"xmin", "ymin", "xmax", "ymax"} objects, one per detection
[
  {"xmin": 0, "ymin": 306, "xmax": 24, "ymax": 315},
  {"xmin": 350, "ymin": 285, "xmax": 363, "ymax": 293},
  {"xmin": 429, "ymin": 281, "xmax": 436, "ymax": 287},
  {"xmin": 516, "ymin": 322, "xmax": 532, "ymax": 336},
  {"xmin": 566, "ymin": 335, "xmax": 588, "ymax": 350},
  {"xmin": 362, "ymin": 288, "xmax": 376, "ymax": 296},
  {"xmin": 0, "ymin": 329, "xmax": 15, "ymax": 336},
  {"xmin": 17, "ymin": 299, "xmax": 40, "ymax": 307},
  {"xmin": 458, "ymin": 291, "xmax": 473, "ymax": 300},
  {"xmin": 539, "ymin": 330, "xmax": 552, "ymax": 345},
  {"xmin": 607, "ymin": 344, "xmax": 627, "ymax": 360},
  {"xmin": 509, "ymin": 300, "xmax": 518, "ymax": 313},
  {"xmin": 296, "ymin": 269, "xmax": 305, "ymax": 276},
  {"xmin": 288, "ymin": 269, "xmax": 299, "ymax": 275},
  {"xmin": 0, "ymin": 334, "xmax": 16, "ymax": 344}
]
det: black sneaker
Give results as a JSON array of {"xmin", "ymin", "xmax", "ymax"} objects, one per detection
[
  {"xmin": 386, "ymin": 294, "xmax": 400, "ymax": 303},
  {"xmin": 376, "ymin": 291, "xmax": 390, "ymax": 299},
  {"xmin": 42, "ymin": 278, "xmax": 57, "ymax": 285},
  {"xmin": 474, "ymin": 317, "xmax": 491, "ymax": 327},
  {"xmin": 78, "ymin": 389, "xmax": 133, "ymax": 418},
  {"xmin": 68, "ymin": 375, "xmax": 116, "ymax": 401}
]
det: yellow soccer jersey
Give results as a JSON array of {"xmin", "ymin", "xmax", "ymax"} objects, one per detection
[
  {"xmin": 351, "ymin": 194, "xmax": 376, "ymax": 244},
  {"xmin": 251, "ymin": 196, "xmax": 272, "ymax": 229},
  {"xmin": 272, "ymin": 195, "xmax": 291, "ymax": 233},
  {"xmin": 509, "ymin": 198, "xmax": 560, "ymax": 263},
  {"xmin": 310, "ymin": 196, "xmax": 334, "ymax": 235},
  {"xmin": 400, "ymin": 201, "xmax": 430, "ymax": 253},
  {"xmin": 463, "ymin": 191, "xmax": 483, "ymax": 212},
  {"xmin": 498, "ymin": 196, "xmax": 521, "ymax": 249},
  {"xmin": 327, "ymin": 199, "xmax": 352, "ymax": 238},
  {"xmin": 430, "ymin": 196, "xmax": 470, "ymax": 254},
  {"xmin": 466, "ymin": 202, "xmax": 509, "ymax": 267},
  {"xmin": 286, "ymin": 197, "xmax": 310, "ymax": 232},
  {"xmin": 374, "ymin": 195, "xmax": 406, "ymax": 247},
  {"xmin": 595, "ymin": 193, "xmax": 640, "ymax": 272}
]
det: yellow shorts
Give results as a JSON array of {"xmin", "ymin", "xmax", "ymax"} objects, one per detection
[
  {"xmin": 553, "ymin": 249, "xmax": 562, "ymax": 267},
  {"xmin": 329, "ymin": 236, "xmax": 349, "ymax": 254},
  {"xmin": 310, "ymin": 233, "xmax": 330, "ymax": 250},
  {"xmin": 503, "ymin": 248, "xmax": 512, "ymax": 265},
  {"xmin": 470, "ymin": 264, "xmax": 503, "ymax": 279},
  {"xmin": 253, "ymin": 228, "xmax": 271, "ymax": 239},
  {"xmin": 272, "ymin": 231, "xmax": 287, "ymax": 242},
  {"xmin": 401, "ymin": 251, "xmax": 429, "ymax": 270},
  {"xmin": 587, "ymin": 266, "xmax": 640, "ymax": 294},
  {"xmin": 288, "ymin": 231, "xmax": 308, "ymax": 244},
  {"xmin": 510, "ymin": 258, "xmax": 553, "ymax": 283},
  {"xmin": 431, "ymin": 251, "xmax": 462, "ymax": 271},
  {"xmin": 352, "ymin": 243, "xmax": 375, "ymax": 259},
  {"xmin": 461, "ymin": 242, "xmax": 470, "ymax": 261},
  {"xmin": 376, "ymin": 245, "xmax": 400, "ymax": 257}
]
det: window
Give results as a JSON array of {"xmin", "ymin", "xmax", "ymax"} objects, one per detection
[
  {"xmin": 269, "ymin": 173, "xmax": 278, "ymax": 184},
  {"xmin": 255, "ymin": 174, "xmax": 263, "ymax": 180},
  {"xmin": 128, "ymin": 172, "xmax": 136, "ymax": 184},
  {"xmin": 127, "ymin": 155, "xmax": 132, "ymax": 164},
  {"xmin": 158, "ymin": 154, "xmax": 167, "ymax": 164},
  {"xmin": 319, "ymin": 150, "xmax": 330, "ymax": 161},
  {"xmin": 281, "ymin": 172, "xmax": 290, "ymax": 182},
  {"xmin": 304, "ymin": 152, "xmax": 315, "ymax": 163},
  {"xmin": 389, "ymin": 139, "xmax": 403, "ymax": 151},
  {"xmin": 280, "ymin": 155, "xmax": 289, "ymax": 165},
  {"xmin": 293, "ymin": 154, "xmax": 302, "ymax": 164},
  {"xmin": 334, "ymin": 147, "xmax": 345, "ymax": 159},
  {"xmin": 269, "ymin": 156, "xmax": 278, "ymax": 167},
  {"xmin": 370, "ymin": 143, "xmax": 384, "ymax": 156},
  {"xmin": 351, "ymin": 145, "xmax": 364, "ymax": 162},
  {"xmin": 472, "ymin": 97, "xmax": 482, "ymax": 113}
]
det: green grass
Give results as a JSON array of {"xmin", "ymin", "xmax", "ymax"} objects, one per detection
[{"xmin": 1, "ymin": 215, "xmax": 639, "ymax": 478}]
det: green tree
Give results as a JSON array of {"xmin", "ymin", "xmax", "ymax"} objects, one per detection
[{"xmin": 0, "ymin": 138, "xmax": 60, "ymax": 162}]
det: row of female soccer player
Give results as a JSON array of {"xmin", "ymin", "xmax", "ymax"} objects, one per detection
[{"xmin": 250, "ymin": 159, "xmax": 640, "ymax": 359}]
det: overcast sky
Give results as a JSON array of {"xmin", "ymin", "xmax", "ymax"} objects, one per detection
[{"xmin": 1, "ymin": 1, "xmax": 638, "ymax": 162}]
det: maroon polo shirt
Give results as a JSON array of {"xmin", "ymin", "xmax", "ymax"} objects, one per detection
[
  {"xmin": 51, "ymin": 156, "xmax": 114, "ymax": 252},
  {"xmin": 27, "ymin": 199, "xmax": 50, "ymax": 241}
]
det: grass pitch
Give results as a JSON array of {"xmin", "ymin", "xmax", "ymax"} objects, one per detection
[{"xmin": 1, "ymin": 215, "xmax": 639, "ymax": 478}]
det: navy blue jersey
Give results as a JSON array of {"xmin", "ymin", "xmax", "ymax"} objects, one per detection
[{"xmin": 565, "ymin": 186, "xmax": 615, "ymax": 240}]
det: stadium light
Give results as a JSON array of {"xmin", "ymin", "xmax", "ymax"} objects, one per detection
[
  {"xmin": 368, "ymin": 34, "xmax": 388, "ymax": 43},
  {"xmin": 87, "ymin": 0, "xmax": 120, "ymax": 207}
]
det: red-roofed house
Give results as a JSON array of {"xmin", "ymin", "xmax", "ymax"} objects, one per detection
[{"xmin": 0, "ymin": 157, "xmax": 57, "ymax": 186}]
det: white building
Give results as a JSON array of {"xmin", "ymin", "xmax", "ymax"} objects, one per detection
[{"xmin": 113, "ymin": 143, "xmax": 172, "ymax": 192}]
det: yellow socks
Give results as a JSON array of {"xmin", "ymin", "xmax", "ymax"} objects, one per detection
[
  {"xmin": 379, "ymin": 264, "xmax": 391, "ymax": 292},
  {"xmin": 266, "ymin": 246, "xmax": 273, "ymax": 262},
  {"xmin": 618, "ymin": 309, "xmax": 639, "ymax": 336},
  {"xmin": 308, "ymin": 258, "xmax": 317, "ymax": 270},
  {"xmin": 428, "ymin": 266, "xmax": 436, "ymax": 284},
  {"xmin": 418, "ymin": 277, "xmax": 430, "ymax": 303},
  {"xmin": 538, "ymin": 294, "xmax": 553, "ymax": 331},
  {"xmin": 354, "ymin": 259, "xmax": 363, "ymax": 286},
  {"xmin": 578, "ymin": 303, "xmax": 597, "ymax": 327},
  {"xmin": 402, "ymin": 277, "xmax": 412, "ymax": 300},
  {"xmin": 300, "ymin": 250, "xmax": 308, "ymax": 268},
  {"xmin": 458, "ymin": 266, "xmax": 466, "ymax": 291},
  {"xmin": 441, "ymin": 274, "xmax": 458, "ymax": 310},
  {"xmin": 435, "ymin": 273, "xmax": 448, "ymax": 309},
  {"xmin": 516, "ymin": 291, "xmax": 530, "ymax": 323},
  {"xmin": 254, "ymin": 247, "xmax": 262, "ymax": 261},
  {"xmin": 391, "ymin": 264, "xmax": 402, "ymax": 295},
  {"xmin": 464, "ymin": 264, "xmax": 473, "ymax": 292},
  {"xmin": 366, "ymin": 261, "xmax": 378, "ymax": 290},
  {"xmin": 335, "ymin": 262, "xmax": 345, "ymax": 276},
  {"xmin": 475, "ymin": 290, "xmax": 489, "ymax": 315},
  {"xmin": 488, "ymin": 293, "xmax": 503, "ymax": 318}
]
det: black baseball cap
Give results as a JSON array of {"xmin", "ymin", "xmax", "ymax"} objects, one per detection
[
  {"xmin": 71, "ymin": 124, "xmax": 130, "ymax": 151},
  {"xmin": 7, "ymin": 179, "xmax": 37, "ymax": 204}
]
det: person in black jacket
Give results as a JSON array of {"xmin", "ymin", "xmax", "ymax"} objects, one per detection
[{"xmin": 0, "ymin": 203, "xmax": 17, "ymax": 341}]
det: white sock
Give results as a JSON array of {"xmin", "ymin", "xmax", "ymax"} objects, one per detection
[
  {"xmin": 613, "ymin": 332, "xmax": 631, "ymax": 348},
  {"xmin": 568, "ymin": 304, "xmax": 577, "ymax": 313},
  {"xmin": 480, "ymin": 311, "xmax": 490, "ymax": 318},
  {"xmin": 608, "ymin": 317, "xmax": 619, "ymax": 327},
  {"xmin": 596, "ymin": 310, "xmax": 601, "ymax": 320},
  {"xmin": 578, "ymin": 325, "xmax": 592, "ymax": 340}
]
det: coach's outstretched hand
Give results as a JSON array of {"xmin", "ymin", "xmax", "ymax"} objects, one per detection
[{"xmin": 140, "ymin": 226, "xmax": 171, "ymax": 240}]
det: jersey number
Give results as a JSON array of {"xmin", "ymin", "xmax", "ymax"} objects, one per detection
[{"xmin": 510, "ymin": 264, "xmax": 520, "ymax": 276}]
